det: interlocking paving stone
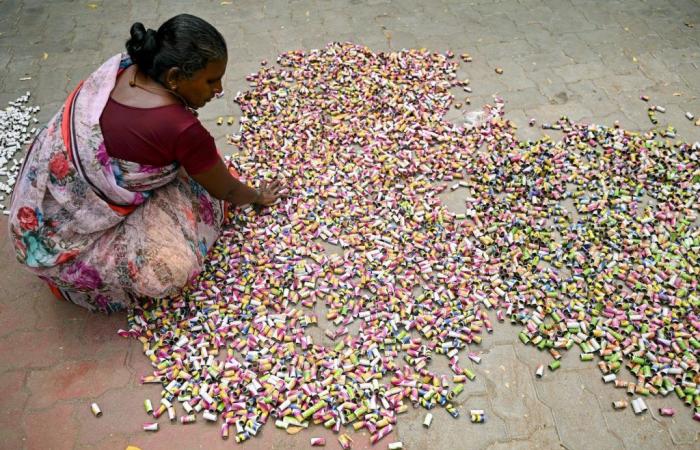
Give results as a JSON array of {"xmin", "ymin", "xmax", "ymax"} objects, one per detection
[
  {"xmin": 22, "ymin": 401, "xmax": 78, "ymax": 450},
  {"xmin": 0, "ymin": 369, "xmax": 29, "ymax": 427},
  {"xmin": 578, "ymin": 367, "xmax": 688, "ymax": 448},
  {"xmin": 484, "ymin": 426, "xmax": 562, "ymax": 450},
  {"xmin": 397, "ymin": 395, "xmax": 508, "ymax": 450},
  {"xmin": 479, "ymin": 344, "xmax": 556, "ymax": 439},
  {"xmin": 25, "ymin": 353, "xmax": 131, "ymax": 409},
  {"xmin": 534, "ymin": 370, "xmax": 625, "ymax": 450}
]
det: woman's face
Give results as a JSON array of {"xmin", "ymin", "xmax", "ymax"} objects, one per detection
[{"xmin": 174, "ymin": 58, "xmax": 227, "ymax": 109}]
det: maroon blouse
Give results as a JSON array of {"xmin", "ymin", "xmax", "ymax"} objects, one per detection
[{"xmin": 99, "ymin": 97, "xmax": 220, "ymax": 175}]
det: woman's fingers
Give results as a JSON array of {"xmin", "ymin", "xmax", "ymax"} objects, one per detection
[
  {"xmin": 260, "ymin": 179, "xmax": 285, "ymax": 196},
  {"xmin": 267, "ymin": 180, "xmax": 282, "ymax": 190},
  {"xmin": 253, "ymin": 179, "xmax": 288, "ymax": 206}
]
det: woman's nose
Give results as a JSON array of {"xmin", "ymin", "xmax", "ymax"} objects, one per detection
[{"xmin": 214, "ymin": 82, "xmax": 224, "ymax": 98}]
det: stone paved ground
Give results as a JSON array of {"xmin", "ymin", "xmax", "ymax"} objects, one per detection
[{"xmin": 1, "ymin": 0, "xmax": 699, "ymax": 449}]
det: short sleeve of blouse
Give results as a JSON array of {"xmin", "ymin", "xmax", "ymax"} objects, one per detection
[{"xmin": 174, "ymin": 122, "xmax": 221, "ymax": 175}]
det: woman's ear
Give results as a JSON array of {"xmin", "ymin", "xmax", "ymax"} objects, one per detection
[{"xmin": 164, "ymin": 67, "xmax": 182, "ymax": 90}]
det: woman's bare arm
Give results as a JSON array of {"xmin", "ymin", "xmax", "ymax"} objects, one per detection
[{"xmin": 190, "ymin": 158, "xmax": 282, "ymax": 206}]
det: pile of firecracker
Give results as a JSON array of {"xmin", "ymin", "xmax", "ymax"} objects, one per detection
[{"xmin": 105, "ymin": 42, "xmax": 697, "ymax": 446}]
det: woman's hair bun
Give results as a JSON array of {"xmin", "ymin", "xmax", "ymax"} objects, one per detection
[
  {"xmin": 124, "ymin": 15, "xmax": 227, "ymax": 82},
  {"xmin": 126, "ymin": 22, "xmax": 158, "ymax": 72}
]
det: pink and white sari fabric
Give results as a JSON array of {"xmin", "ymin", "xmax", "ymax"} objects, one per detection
[{"xmin": 8, "ymin": 54, "xmax": 224, "ymax": 312}]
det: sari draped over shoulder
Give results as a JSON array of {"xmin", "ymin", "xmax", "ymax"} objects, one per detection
[{"xmin": 8, "ymin": 54, "xmax": 225, "ymax": 312}]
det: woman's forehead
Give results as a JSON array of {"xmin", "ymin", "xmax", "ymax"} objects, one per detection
[{"xmin": 203, "ymin": 58, "xmax": 227, "ymax": 75}]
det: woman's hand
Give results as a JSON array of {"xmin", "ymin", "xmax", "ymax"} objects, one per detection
[
  {"xmin": 254, "ymin": 179, "xmax": 284, "ymax": 206},
  {"xmin": 191, "ymin": 159, "xmax": 287, "ymax": 206}
]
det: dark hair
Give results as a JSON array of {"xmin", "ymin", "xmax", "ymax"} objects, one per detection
[{"xmin": 126, "ymin": 14, "xmax": 227, "ymax": 82}]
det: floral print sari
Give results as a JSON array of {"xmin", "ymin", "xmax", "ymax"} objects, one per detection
[{"xmin": 8, "ymin": 54, "xmax": 224, "ymax": 312}]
